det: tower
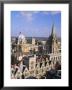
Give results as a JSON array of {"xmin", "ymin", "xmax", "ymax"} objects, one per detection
[
  {"xmin": 51, "ymin": 24, "xmax": 58, "ymax": 53},
  {"xmin": 46, "ymin": 24, "xmax": 59, "ymax": 54},
  {"xmin": 32, "ymin": 38, "xmax": 35, "ymax": 45}
]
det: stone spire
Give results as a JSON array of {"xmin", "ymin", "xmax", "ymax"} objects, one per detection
[
  {"xmin": 46, "ymin": 23, "xmax": 58, "ymax": 54},
  {"xmin": 51, "ymin": 24, "xmax": 59, "ymax": 53},
  {"xmin": 51, "ymin": 24, "xmax": 56, "ymax": 39}
]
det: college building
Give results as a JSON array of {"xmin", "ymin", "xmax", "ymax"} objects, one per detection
[{"xmin": 11, "ymin": 24, "xmax": 61, "ymax": 79}]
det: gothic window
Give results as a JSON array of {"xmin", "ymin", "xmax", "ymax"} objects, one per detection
[
  {"xmin": 49, "ymin": 61, "xmax": 51, "ymax": 65},
  {"xmin": 54, "ymin": 57, "xmax": 55, "ymax": 60},
  {"xmin": 58, "ymin": 57, "xmax": 59, "ymax": 60},
  {"xmin": 45, "ymin": 62, "xmax": 47, "ymax": 66},
  {"xmin": 36, "ymin": 64, "xmax": 37, "ymax": 67},
  {"xmin": 40, "ymin": 63, "xmax": 42, "ymax": 68},
  {"xmin": 56, "ymin": 57, "xmax": 57, "ymax": 60},
  {"xmin": 51, "ymin": 58, "xmax": 53, "ymax": 61}
]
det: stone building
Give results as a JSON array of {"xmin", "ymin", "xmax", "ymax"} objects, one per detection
[
  {"xmin": 11, "ymin": 24, "xmax": 61, "ymax": 79},
  {"xmin": 46, "ymin": 24, "xmax": 60, "ymax": 54},
  {"xmin": 18, "ymin": 32, "xmax": 26, "ymax": 44},
  {"xmin": 46, "ymin": 24, "xmax": 61, "ymax": 68}
]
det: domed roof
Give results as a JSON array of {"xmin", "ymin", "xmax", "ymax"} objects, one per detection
[{"xmin": 18, "ymin": 32, "xmax": 25, "ymax": 40}]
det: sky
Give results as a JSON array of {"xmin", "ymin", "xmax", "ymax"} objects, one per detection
[{"xmin": 11, "ymin": 11, "xmax": 61, "ymax": 37}]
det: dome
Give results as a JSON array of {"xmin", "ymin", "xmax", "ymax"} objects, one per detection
[
  {"xmin": 18, "ymin": 33, "xmax": 25, "ymax": 41},
  {"xmin": 18, "ymin": 32, "xmax": 26, "ymax": 44}
]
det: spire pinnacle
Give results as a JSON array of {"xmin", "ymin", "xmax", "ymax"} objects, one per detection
[{"xmin": 51, "ymin": 23, "xmax": 56, "ymax": 38}]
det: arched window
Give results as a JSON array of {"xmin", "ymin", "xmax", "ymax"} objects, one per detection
[
  {"xmin": 56, "ymin": 57, "xmax": 57, "ymax": 60},
  {"xmin": 54, "ymin": 57, "xmax": 55, "ymax": 60},
  {"xmin": 51, "ymin": 58, "xmax": 53, "ymax": 61}
]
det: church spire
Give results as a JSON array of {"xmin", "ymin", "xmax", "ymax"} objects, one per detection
[{"xmin": 51, "ymin": 23, "xmax": 56, "ymax": 38}]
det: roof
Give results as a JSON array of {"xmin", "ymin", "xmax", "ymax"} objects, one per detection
[{"xmin": 48, "ymin": 53, "xmax": 61, "ymax": 56}]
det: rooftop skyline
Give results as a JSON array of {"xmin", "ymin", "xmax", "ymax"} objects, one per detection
[{"xmin": 11, "ymin": 11, "xmax": 61, "ymax": 37}]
